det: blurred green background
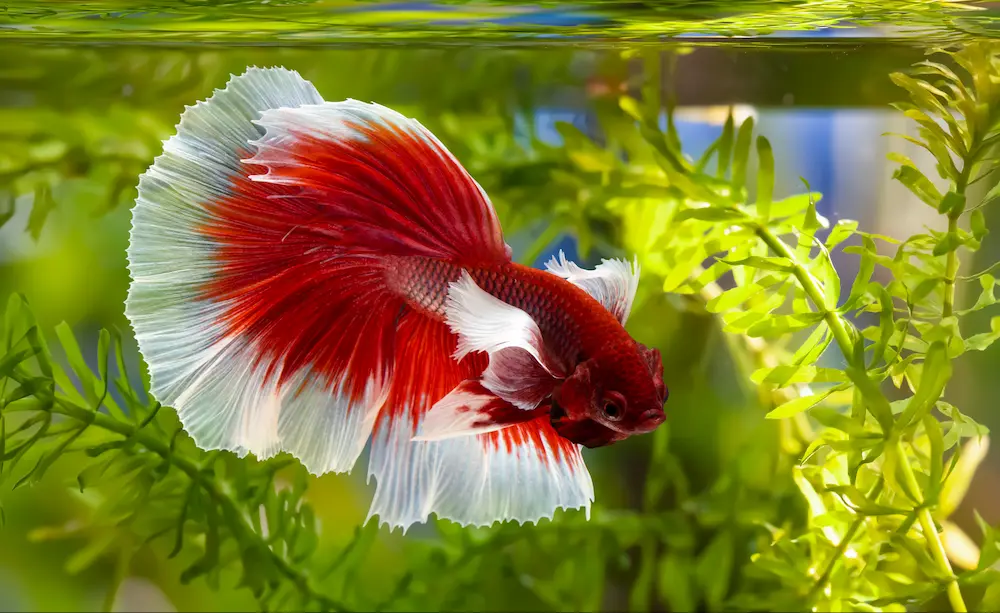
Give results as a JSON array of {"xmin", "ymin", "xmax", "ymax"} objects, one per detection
[{"xmin": 0, "ymin": 32, "xmax": 998, "ymax": 612}]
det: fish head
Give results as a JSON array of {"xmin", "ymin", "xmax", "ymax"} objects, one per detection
[{"xmin": 550, "ymin": 341, "xmax": 667, "ymax": 448}]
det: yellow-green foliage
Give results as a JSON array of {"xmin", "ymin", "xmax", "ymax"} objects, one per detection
[{"xmin": 1, "ymin": 42, "xmax": 999, "ymax": 612}]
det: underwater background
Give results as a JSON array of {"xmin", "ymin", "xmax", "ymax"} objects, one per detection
[{"xmin": 3, "ymin": 2, "xmax": 1000, "ymax": 611}]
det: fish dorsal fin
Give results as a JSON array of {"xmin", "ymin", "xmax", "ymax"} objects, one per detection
[
  {"xmin": 247, "ymin": 99, "xmax": 509, "ymax": 264},
  {"xmin": 545, "ymin": 250, "xmax": 640, "ymax": 326}
]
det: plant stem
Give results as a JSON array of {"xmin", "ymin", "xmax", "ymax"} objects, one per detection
[
  {"xmin": 805, "ymin": 478, "xmax": 885, "ymax": 606},
  {"xmin": 943, "ymin": 214, "xmax": 961, "ymax": 319},
  {"xmin": 895, "ymin": 439, "xmax": 967, "ymax": 612},
  {"xmin": 754, "ymin": 224, "xmax": 968, "ymax": 612},
  {"xmin": 943, "ymin": 165, "xmax": 971, "ymax": 319}
]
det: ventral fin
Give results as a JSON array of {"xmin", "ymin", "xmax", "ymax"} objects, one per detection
[
  {"xmin": 481, "ymin": 347, "xmax": 559, "ymax": 410},
  {"xmin": 544, "ymin": 250, "xmax": 639, "ymax": 326},
  {"xmin": 444, "ymin": 271, "xmax": 566, "ymax": 399},
  {"xmin": 414, "ymin": 380, "xmax": 544, "ymax": 442}
]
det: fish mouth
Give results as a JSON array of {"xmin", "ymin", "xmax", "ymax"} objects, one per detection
[{"xmin": 636, "ymin": 408, "xmax": 666, "ymax": 433}]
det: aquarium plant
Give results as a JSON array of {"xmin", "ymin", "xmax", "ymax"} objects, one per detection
[{"xmin": 0, "ymin": 40, "xmax": 999, "ymax": 613}]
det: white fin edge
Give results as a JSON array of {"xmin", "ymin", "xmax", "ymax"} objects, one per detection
[
  {"xmin": 368, "ymin": 405, "xmax": 594, "ymax": 532},
  {"xmin": 545, "ymin": 250, "xmax": 640, "ymax": 326},
  {"xmin": 126, "ymin": 67, "xmax": 384, "ymax": 475}
]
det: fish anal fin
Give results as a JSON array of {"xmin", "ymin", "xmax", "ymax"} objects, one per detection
[
  {"xmin": 368, "ymin": 313, "xmax": 593, "ymax": 531},
  {"xmin": 415, "ymin": 379, "xmax": 545, "ymax": 442}
]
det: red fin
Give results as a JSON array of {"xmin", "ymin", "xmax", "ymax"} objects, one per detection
[
  {"xmin": 185, "ymin": 101, "xmax": 513, "ymax": 460},
  {"xmin": 127, "ymin": 68, "xmax": 401, "ymax": 476},
  {"xmin": 246, "ymin": 101, "xmax": 508, "ymax": 264}
]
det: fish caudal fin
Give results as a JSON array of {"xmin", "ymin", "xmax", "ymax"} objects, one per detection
[
  {"xmin": 127, "ymin": 66, "xmax": 593, "ymax": 531},
  {"xmin": 128, "ymin": 67, "xmax": 397, "ymax": 476}
]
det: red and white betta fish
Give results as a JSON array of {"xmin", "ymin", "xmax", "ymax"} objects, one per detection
[{"xmin": 125, "ymin": 67, "xmax": 667, "ymax": 531}]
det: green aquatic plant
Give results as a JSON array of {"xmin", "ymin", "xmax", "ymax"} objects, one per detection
[
  {"xmin": 572, "ymin": 44, "xmax": 1000, "ymax": 611},
  {"xmin": 0, "ymin": 0, "xmax": 994, "ymax": 42},
  {"xmin": 0, "ymin": 296, "xmax": 349, "ymax": 610},
  {"xmin": 464, "ymin": 42, "xmax": 1000, "ymax": 611},
  {"xmin": 1, "ymin": 40, "xmax": 999, "ymax": 613}
]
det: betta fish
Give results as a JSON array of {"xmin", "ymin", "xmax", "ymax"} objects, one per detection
[{"xmin": 125, "ymin": 67, "xmax": 667, "ymax": 531}]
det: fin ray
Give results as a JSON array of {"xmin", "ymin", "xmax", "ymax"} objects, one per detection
[{"xmin": 545, "ymin": 250, "xmax": 640, "ymax": 326}]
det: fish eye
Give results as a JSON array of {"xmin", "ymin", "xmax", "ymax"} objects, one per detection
[{"xmin": 601, "ymin": 395, "xmax": 625, "ymax": 422}]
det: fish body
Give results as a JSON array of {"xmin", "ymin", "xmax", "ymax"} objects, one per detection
[
  {"xmin": 386, "ymin": 257, "xmax": 665, "ymax": 445},
  {"xmin": 125, "ymin": 67, "xmax": 667, "ymax": 531},
  {"xmin": 388, "ymin": 258, "xmax": 621, "ymax": 359}
]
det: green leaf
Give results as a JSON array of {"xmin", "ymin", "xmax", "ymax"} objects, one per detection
[
  {"xmin": 899, "ymin": 341, "xmax": 952, "ymax": 428},
  {"xmin": 746, "ymin": 312, "xmax": 825, "ymax": 338},
  {"xmin": 966, "ymin": 316, "xmax": 1000, "ymax": 352},
  {"xmin": 826, "ymin": 485, "xmax": 908, "ymax": 516},
  {"xmin": 731, "ymin": 117, "xmax": 755, "ymax": 195},
  {"xmin": 661, "ymin": 246, "xmax": 708, "ymax": 293},
  {"xmin": 843, "ymin": 236, "xmax": 877, "ymax": 310},
  {"xmin": 941, "ymin": 436, "xmax": 989, "ymax": 518},
  {"xmin": 694, "ymin": 530, "xmax": 733, "ymax": 610},
  {"xmin": 751, "ymin": 365, "xmax": 846, "ymax": 388},
  {"xmin": 755, "ymin": 136, "xmax": 774, "ymax": 220},
  {"xmin": 556, "ymin": 122, "xmax": 617, "ymax": 172},
  {"xmin": 792, "ymin": 323, "xmax": 831, "ymax": 365},
  {"xmin": 673, "ymin": 207, "xmax": 747, "ymax": 222},
  {"xmin": 769, "ymin": 192, "xmax": 822, "ymax": 219},
  {"xmin": 181, "ymin": 496, "xmax": 220, "ymax": 583},
  {"xmin": 869, "ymin": 286, "xmax": 895, "ymax": 368},
  {"xmin": 923, "ymin": 414, "xmax": 945, "ymax": 506},
  {"xmin": 657, "ymin": 553, "xmax": 695, "ymax": 613},
  {"xmin": 0, "ymin": 192, "xmax": 13, "ymax": 231},
  {"xmin": 844, "ymin": 366, "xmax": 895, "ymax": 433},
  {"xmin": 939, "ymin": 190, "xmax": 965, "ymax": 216},
  {"xmin": 766, "ymin": 386, "xmax": 839, "ymax": 419},
  {"xmin": 932, "ymin": 231, "xmax": 963, "ymax": 256},
  {"xmin": 26, "ymin": 183, "xmax": 56, "ymax": 242},
  {"xmin": 54, "ymin": 322, "xmax": 98, "ymax": 407},
  {"xmin": 882, "ymin": 443, "xmax": 921, "ymax": 505},
  {"xmin": 809, "ymin": 407, "xmax": 871, "ymax": 438},
  {"xmin": 979, "ymin": 577, "xmax": 1000, "ymax": 612},
  {"xmin": 890, "ymin": 73, "xmax": 960, "ymax": 143},
  {"xmin": 719, "ymin": 255, "xmax": 794, "ymax": 272},
  {"xmin": 719, "ymin": 311, "xmax": 768, "ymax": 334},
  {"xmin": 716, "ymin": 113, "xmax": 735, "ymax": 179},
  {"xmin": 65, "ymin": 532, "xmax": 117, "ymax": 575},
  {"xmin": 977, "ymin": 511, "xmax": 1000, "ymax": 571},
  {"xmin": 959, "ymin": 274, "xmax": 996, "ymax": 315},
  {"xmin": 892, "ymin": 165, "xmax": 944, "ymax": 209},
  {"xmin": 972, "ymin": 209, "xmax": 988, "ymax": 242},
  {"xmin": 795, "ymin": 190, "xmax": 824, "ymax": 259},
  {"xmin": 619, "ymin": 96, "xmax": 643, "ymax": 123},
  {"xmin": 825, "ymin": 219, "xmax": 858, "ymax": 250},
  {"xmin": 816, "ymin": 248, "xmax": 840, "ymax": 310},
  {"xmin": 706, "ymin": 283, "xmax": 764, "ymax": 313}
]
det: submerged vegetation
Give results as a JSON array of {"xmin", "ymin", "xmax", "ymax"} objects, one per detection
[
  {"xmin": 1, "ymin": 33, "xmax": 1000, "ymax": 613},
  {"xmin": 0, "ymin": 0, "xmax": 997, "ymax": 42}
]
